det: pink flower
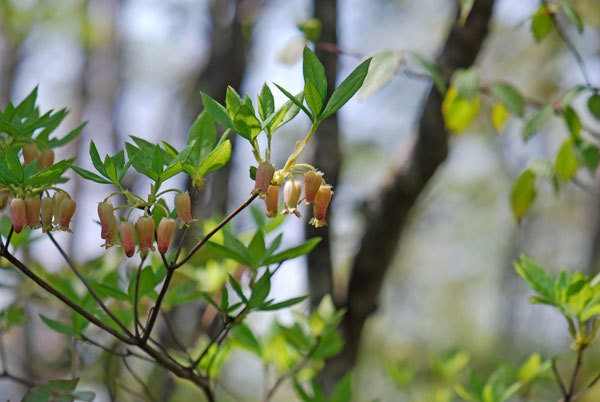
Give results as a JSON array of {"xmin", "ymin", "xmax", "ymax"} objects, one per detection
[
  {"xmin": 136, "ymin": 216, "xmax": 155, "ymax": 252},
  {"xmin": 58, "ymin": 199, "xmax": 76, "ymax": 231},
  {"xmin": 157, "ymin": 218, "xmax": 176, "ymax": 254},
  {"xmin": 11, "ymin": 199, "xmax": 26, "ymax": 233},
  {"xmin": 22, "ymin": 144, "xmax": 39, "ymax": 166},
  {"xmin": 254, "ymin": 162, "xmax": 275, "ymax": 195},
  {"xmin": 175, "ymin": 192, "xmax": 193, "ymax": 223},
  {"xmin": 310, "ymin": 185, "xmax": 333, "ymax": 228},
  {"xmin": 98, "ymin": 201, "xmax": 115, "ymax": 239},
  {"xmin": 39, "ymin": 149, "xmax": 55, "ymax": 169},
  {"xmin": 283, "ymin": 180, "xmax": 302, "ymax": 217},
  {"xmin": 304, "ymin": 171, "xmax": 323, "ymax": 204},
  {"xmin": 265, "ymin": 185, "xmax": 279, "ymax": 218},
  {"xmin": 119, "ymin": 221, "xmax": 136, "ymax": 257},
  {"xmin": 41, "ymin": 197, "xmax": 53, "ymax": 232},
  {"xmin": 25, "ymin": 197, "xmax": 41, "ymax": 228}
]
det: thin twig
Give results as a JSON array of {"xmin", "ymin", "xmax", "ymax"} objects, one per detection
[
  {"xmin": 134, "ymin": 257, "xmax": 145, "ymax": 338},
  {"xmin": 141, "ymin": 268, "xmax": 174, "ymax": 344},
  {"xmin": 114, "ymin": 379, "xmax": 147, "ymax": 402},
  {"xmin": 264, "ymin": 337, "xmax": 321, "ymax": 401},
  {"xmin": 173, "ymin": 193, "xmax": 258, "ymax": 269},
  {"xmin": 553, "ymin": 17, "xmax": 592, "ymax": 88},
  {"xmin": 0, "ymin": 372, "xmax": 35, "ymax": 387},
  {"xmin": 79, "ymin": 334, "xmax": 154, "ymax": 363},
  {"xmin": 567, "ymin": 350, "xmax": 584, "ymax": 401},
  {"xmin": 122, "ymin": 356, "xmax": 158, "ymax": 402},
  {"xmin": 47, "ymin": 232, "xmax": 134, "ymax": 338},
  {"xmin": 553, "ymin": 358, "xmax": 568, "ymax": 397},
  {"xmin": 161, "ymin": 311, "xmax": 193, "ymax": 362},
  {"xmin": 190, "ymin": 315, "xmax": 234, "ymax": 371},
  {"xmin": 572, "ymin": 371, "xmax": 600, "ymax": 400},
  {"xmin": 3, "ymin": 225, "xmax": 14, "ymax": 251}
]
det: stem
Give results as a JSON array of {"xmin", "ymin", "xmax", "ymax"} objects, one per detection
[
  {"xmin": 190, "ymin": 315, "xmax": 234, "ymax": 371},
  {"xmin": 3, "ymin": 226, "xmax": 14, "ymax": 251},
  {"xmin": 566, "ymin": 350, "xmax": 584, "ymax": 401},
  {"xmin": 552, "ymin": 16, "xmax": 592, "ymax": 88},
  {"xmin": 572, "ymin": 371, "xmax": 600, "ymax": 400},
  {"xmin": 134, "ymin": 257, "xmax": 145, "ymax": 338},
  {"xmin": 553, "ymin": 358, "xmax": 568, "ymax": 397},
  {"xmin": 173, "ymin": 193, "xmax": 258, "ymax": 269},
  {"xmin": 141, "ymin": 268, "xmax": 174, "ymax": 343},
  {"xmin": 47, "ymin": 232, "xmax": 134, "ymax": 338},
  {"xmin": 0, "ymin": 249, "xmax": 132, "ymax": 344},
  {"xmin": 122, "ymin": 356, "xmax": 158, "ymax": 402}
]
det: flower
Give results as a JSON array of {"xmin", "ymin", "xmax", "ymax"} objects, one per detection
[
  {"xmin": 310, "ymin": 185, "xmax": 333, "ymax": 228},
  {"xmin": 265, "ymin": 185, "xmax": 279, "ymax": 218},
  {"xmin": 283, "ymin": 179, "xmax": 302, "ymax": 217},
  {"xmin": 119, "ymin": 221, "xmax": 136, "ymax": 257},
  {"xmin": 98, "ymin": 201, "xmax": 115, "ymax": 239},
  {"xmin": 58, "ymin": 199, "xmax": 76, "ymax": 231},
  {"xmin": 41, "ymin": 197, "xmax": 53, "ymax": 232},
  {"xmin": 157, "ymin": 218, "xmax": 176, "ymax": 254},
  {"xmin": 39, "ymin": 149, "xmax": 55, "ymax": 169},
  {"xmin": 254, "ymin": 162, "xmax": 275, "ymax": 195},
  {"xmin": 11, "ymin": 199, "xmax": 26, "ymax": 233},
  {"xmin": 25, "ymin": 196, "xmax": 41, "ymax": 228},
  {"xmin": 136, "ymin": 216, "xmax": 155, "ymax": 252},
  {"xmin": 52, "ymin": 192, "xmax": 67, "ymax": 223},
  {"xmin": 103, "ymin": 216, "xmax": 118, "ymax": 248},
  {"xmin": 22, "ymin": 144, "xmax": 39, "ymax": 166},
  {"xmin": 174, "ymin": 192, "xmax": 193, "ymax": 223},
  {"xmin": 304, "ymin": 171, "xmax": 323, "ymax": 204}
]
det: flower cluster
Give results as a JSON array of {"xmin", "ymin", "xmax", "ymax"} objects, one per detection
[
  {"xmin": 22, "ymin": 144, "xmax": 55, "ymax": 170},
  {"xmin": 254, "ymin": 164, "xmax": 333, "ymax": 227},
  {"xmin": 6, "ymin": 191, "xmax": 76, "ymax": 234},
  {"xmin": 97, "ymin": 192, "xmax": 193, "ymax": 258}
]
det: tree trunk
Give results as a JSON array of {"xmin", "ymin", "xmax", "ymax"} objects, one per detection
[
  {"xmin": 305, "ymin": 0, "xmax": 339, "ymax": 311},
  {"xmin": 319, "ymin": 0, "xmax": 496, "ymax": 391}
]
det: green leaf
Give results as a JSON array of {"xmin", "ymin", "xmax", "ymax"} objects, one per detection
[
  {"xmin": 260, "ymin": 295, "xmax": 308, "ymax": 311},
  {"xmin": 71, "ymin": 166, "xmax": 111, "ymax": 184},
  {"xmin": 127, "ymin": 266, "xmax": 156, "ymax": 303},
  {"xmin": 89, "ymin": 140, "xmax": 106, "ymax": 176},
  {"xmin": 588, "ymin": 94, "xmax": 600, "ymax": 120},
  {"xmin": 531, "ymin": 7, "xmax": 554, "ymax": 42},
  {"xmin": 264, "ymin": 237, "xmax": 321, "ymax": 265},
  {"xmin": 188, "ymin": 111, "xmax": 217, "ymax": 157},
  {"xmin": 491, "ymin": 103, "xmax": 509, "ymax": 132},
  {"xmin": 233, "ymin": 105, "xmax": 262, "ymax": 141},
  {"xmin": 248, "ymin": 269, "xmax": 271, "ymax": 309},
  {"xmin": 441, "ymin": 87, "xmax": 480, "ymax": 133},
  {"xmin": 302, "ymin": 47, "xmax": 327, "ymax": 116},
  {"xmin": 563, "ymin": 106, "xmax": 581, "ymax": 138},
  {"xmin": 574, "ymin": 140, "xmax": 600, "ymax": 172},
  {"xmin": 23, "ymin": 378, "xmax": 80, "ymax": 402},
  {"xmin": 104, "ymin": 154, "xmax": 118, "ymax": 183},
  {"xmin": 24, "ymin": 159, "xmax": 74, "ymax": 187},
  {"xmin": 228, "ymin": 274, "xmax": 248, "ymax": 303},
  {"xmin": 39, "ymin": 314, "xmax": 78, "ymax": 336},
  {"xmin": 231, "ymin": 323, "xmax": 262, "ymax": 356},
  {"xmin": 330, "ymin": 374, "xmax": 353, "ymax": 402},
  {"xmin": 258, "ymin": 83, "xmax": 275, "ymax": 121},
  {"xmin": 510, "ymin": 169, "xmax": 537, "ymax": 223},
  {"xmin": 48, "ymin": 122, "xmax": 86, "ymax": 148},
  {"xmin": 201, "ymin": 92, "xmax": 235, "ymax": 129},
  {"xmin": 411, "ymin": 52, "xmax": 447, "ymax": 95},
  {"xmin": 6, "ymin": 147, "xmax": 23, "ymax": 183},
  {"xmin": 265, "ymin": 92, "xmax": 304, "ymax": 133},
  {"xmin": 15, "ymin": 86, "xmax": 38, "ymax": 115},
  {"xmin": 274, "ymin": 84, "xmax": 313, "ymax": 122},
  {"xmin": 523, "ymin": 104, "xmax": 553, "ymax": 141},
  {"xmin": 490, "ymin": 82, "xmax": 524, "ymax": 117},
  {"xmin": 225, "ymin": 86, "xmax": 243, "ymax": 119},
  {"xmin": 453, "ymin": 68, "xmax": 480, "ymax": 101},
  {"xmin": 560, "ymin": 0, "xmax": 583, "ymax": 33},
  {"xmin": 206, "ymin": 241, "xmax": 251, "ymax": 266},
  {"xmin": 514, "ymin": 255, "xmax": 556, "ymax": 302},
  {"xmin": 312, "ymin": 329, "xmax": 343, "ymax": 359},
  {"xmin": 358, "ymin": 51, "xmax": 402, "ymax": 99},
  {"xmin": 555, "ymin": 138, "xmax": 579, "ymax": 181},
  {"xmin": 248, "ymin": 230, "xmax": 266, "ymax": 267},
  {"xmin": 320, "ymin": 58, "xmax": 372, "ymax": 121}
]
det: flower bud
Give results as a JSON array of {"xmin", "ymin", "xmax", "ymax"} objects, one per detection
[
  {"xmin": 119, "ymin": 221, "xmax": 136, "ymax": 257},
  {"xmin": 136, "ymin": 216, "xmax": 155, "ymax": 252},
  {"xmin": 23, "ymin": 144, "xmax": 40, "ymax": 166},
  {"xmin": 38, "ymin": 149, "xmax": 55, "ymax": 169},
  {"xmin": 25, "ymin": 196, "xmax": 41, "ymax": 228},
  {"xmin": 103, "ymin": 216, "xmax": 118, "ymax": 248},
  {"xmin": 264, "ymin": 185, "xmax": 279, "ymax": 218},
  {"xmin": 174, "ymin": 192, "xmax": 193, "ymax": 223},
  {"xmin": 58, "ymin": 198, "xmax": 76, "ymax": 231},
  {"xmin": 52, "ymin": 192, "xmax": 67, "ymax": 223},
  {"xmin": 41, "ymin": 197, "xmax": 53, "ymax": 232},
  {"xmin": 304, "ymin": 171, "xmax": 323, "ymax": 204},
  {"xmin": 98, "ymin": 202, "xmax": 115, "ymax": 239},
  {"xmin": 157, "ymin": 218, "xmax": 176, "ymax": 254},
  {"xmin": 254, "ymin": 162, "xmax": 275, "ymax": 194},
  {"xmin": 11, "ymin": 199, "xmax": 26, "ymax": 233},
  {"xmin": 283, "ymin": 180, "xmax": 302, "ymax": 217},
  {"xmin": 310, "ymin": 185, "xmax": 333, "ymax": 228}
]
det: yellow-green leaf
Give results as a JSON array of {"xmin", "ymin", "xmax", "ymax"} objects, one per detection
[
  {"xmin": 442, "ymin": 87, "xmax": 480, "ymax": 133},
  {"xmin": 491, "ymin": 102, "xmax": 509, "ymax": 132}
]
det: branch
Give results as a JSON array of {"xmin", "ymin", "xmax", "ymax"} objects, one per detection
[
  {"xmin": 567, "ymin": 350, "xmax": 584, "ymax": 401},
  {"xmin": 47, "ymin": 232, "xmax": 134, "ymax": 338},
  {"xmin": 552, "ymin": 16, "xmax": 592, "ymax": 88},
  {"xmin": 141, "ymin": 268, "xmax": 174, "ymax": 344},
  {"xmin": 134, "ymin": 257, "xmax": 145, "ymax": 338},
  {"xmin": 0, "ymin": 249, "xmax": 132, "ymax": 344},
  {"xmin": 553, "ymin": 358, "xmax": 568, "ymax": 397},
  {"xmin": 264, "ymin": 337, "xmax": 321, "ymax": 401},
  {"xmin": 572, "ymin": 371, "xmax": 600, "ymax": 400},
  {"xmin": 190, "ymin": 315, "xmax": 235, "ymax": 371},
  {"xmin": 161, "ymin": 311, "xmax": 193, "ymax": 363},
  {"xmin": 122, "ymin": 356, "xmax": 158, "ymax": 402}
]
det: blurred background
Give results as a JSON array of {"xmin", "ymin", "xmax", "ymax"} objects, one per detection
[{"xmin": 1, "ymin": 0, "xmax": 600, "ymax": 400}]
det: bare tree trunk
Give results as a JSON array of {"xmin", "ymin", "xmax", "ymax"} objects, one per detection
[
  {"xmin": 319, "ymin": 0, "xmax": 496, "ymax": 391},
  {"xmin": 304, "ymin": 0, "xmax": 339, "ymax": 311}
]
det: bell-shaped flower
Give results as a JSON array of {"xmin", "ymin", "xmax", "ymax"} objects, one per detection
[
  {"xmin": 25, "ymin": 196, "xmax": 41, "ymax": 228},
  {"xmin": 254, "ymin": 162, "xmax": 275, "ymax": 195},
  {"xmin": 175, "ymin": 192, "xmax": 193, "ymax": 223},
  {"xmin": 119, "ymin": 221, "xmax": 136, "ymax": 257},
  {"xmin": 283, "ymin": 180, "xmax": 302, "ymax": 217},
  {"xmin": 41, "ymin": 197, "xmax": 53, "ymax": 232},
  {"xmin": 98, "ymin": 201, "xmax": 115, "ymax": 239},
  {"xmin": 58, "ymin": 199, "xmax": 76, "ymax": 231},
  {"xmin": 52, "ymin": 192, "xmax": 67, "ymax": 223},
  {"xmin": 23, "ymin": 144, "xmax": 40, "ymax": 166},
  {"xmin": 309, "ymin": 185, "xmax": 333, "ymax": 228},
  {"xmin": 11, "ymin": 199, "xmax": 26, "ymax": 233},
  {"xmin": 39, "ymin": 149, "xmax": 55, "ymax": 169},
  {"xmin": 136, "ymin": 216, "xmax": 155, "ymax": 252},
  {"xmin": 304, "ymin": 171, "xmax": 323, "ymax": 204},
  {"xmin": 157, "ymin": 218, "xmax": 176, "ymax": 254},
  {"xmin": 265, "ymin": 184, "xmax": 279, "ymax": 218}
]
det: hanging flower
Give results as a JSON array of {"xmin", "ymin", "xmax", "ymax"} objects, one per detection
[
  {"xmin": 309, "ymin": 185, "xmax": 333, "ymax": 228},
  {"xmin": 41, "ymin": 197, "xmax": 53, "ymax": 232},
  {"xmin": 23, "ymin": 144, "xmax": 39, "ymax": 166},
  {"xmin": 157, "ymin": 218, "xmax": 176, "ymax": 254},
  {"xmin": 98, "ymin": 201, "xmax": 115, "ymax": 239},
  {"xmin": 11, "ymin": 199, "xmax": 26, "ymax": 233},
  {"xmin": 119, "ymin": 221, "xmax": 136, "ymax": 257},
  {"xmin": 25, "ymin": 196, "xmax": 41, "ymax": 228},
  {"xmin": 174, "ymin": 192, "xmax": 193, "ymax": 223},
  {"xmin": 265, "ymin": 185, "xmax": 279, "ymax": 218},
  {"xmin": 283, "ymin": 179, "xmax": 302, "ymax": 217},
  {"xmin": 39, "ymin": 149, "xmax": 55, "ymax": 169},
  {"xmin": 58, "ymin": 199, "xmax": 76, "ymax": 231},
  {"xmin": 254, "ymin": 162, "xmax": 275, "ymax": 195},
  {"xmin": 52, "ymin": 192, "xmax": 67, "ymax": 223},
  {"xmin": 136, "ymin": 216, "xmax": 155, "ymax": 252},
  {"xmin": 304, "ymin": 171, "xmax": 323, "ymax": 204}
]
